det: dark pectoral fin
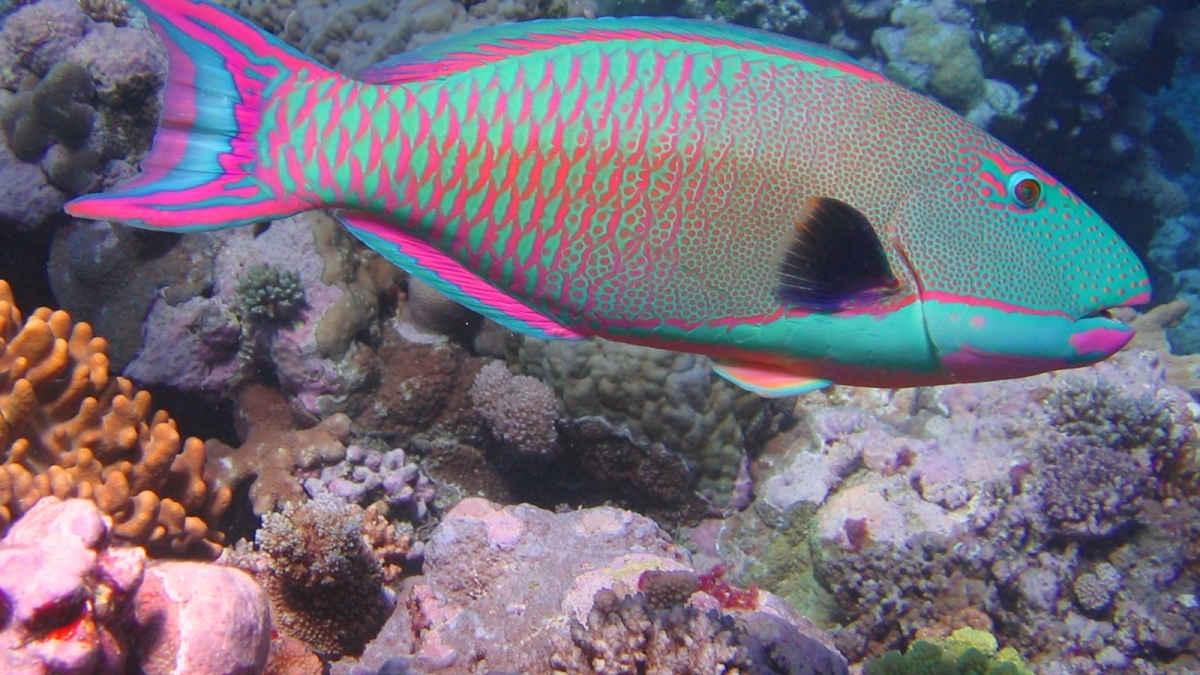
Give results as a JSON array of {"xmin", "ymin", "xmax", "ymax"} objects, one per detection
[{"xmin": 777, "ymin": 196, "xmax": 900, "ymax": 311}]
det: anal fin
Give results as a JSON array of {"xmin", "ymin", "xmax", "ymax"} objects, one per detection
[
  {"xmin": 713, "ymin": 359, "xmax": 831, "ymax": 397},
  {"xmin": 337, "ymin": 211, "xmax": 586, "ymax": 341}
]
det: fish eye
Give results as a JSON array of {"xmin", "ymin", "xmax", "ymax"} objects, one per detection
[{"xmin": 1008, "ymin": 171, "xmax": 1042, "ymax": 208}]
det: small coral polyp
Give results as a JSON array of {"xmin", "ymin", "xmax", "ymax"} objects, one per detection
[{"xmin": 0, "ymin": 279, "xmax": 229, "ymax": 558}]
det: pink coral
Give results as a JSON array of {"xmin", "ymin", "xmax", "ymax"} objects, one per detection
[
  {"xmin": 133, "ymin": 561, "xmax": 271, "ymax": 675},
  {"xmin": 0, "ymin": 497, "xmax": 272, "ymax": 675},
  {"xmin": 0, "ymin": 497, "xmax": 142, "ymax": 675}
]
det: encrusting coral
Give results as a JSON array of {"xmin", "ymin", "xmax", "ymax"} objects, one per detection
[{"xmin": 0, "ymin": 280, "xmax": 229, "ymax": 557}]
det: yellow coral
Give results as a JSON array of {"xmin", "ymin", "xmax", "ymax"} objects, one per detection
[
  {"xmin": 926, "ymin": 627, "xmax": 999, "ymax": 660},
  {"xmin": 0, "ymin": 280, "xmax": 230, "ymax": 558}
]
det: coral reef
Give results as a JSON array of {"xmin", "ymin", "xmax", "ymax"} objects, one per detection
[
  {"xmin": 736, "ymin": 337, "xmax": 1200, "ymax": 669},
  {"xmin": 205, "ymin": 383, "xmax": 354, "ymax": 515},
  {"xmin": 215, "ymin": 0, "xmax": 553, "ymax": 76},
  {"xmin": 879, "ymin": 4, "xmax": 986, "ymax": 113},
  {"xmin": 49, "ymin": 221, "xmax": 222, "ymax": 370},
  {"xmin": 549, "ymin": 588, "xmax": 752, "ymax": 674},
  {"xmin": 556, "ymin": 416, "xmax": 705, "ymax": 520},
  {"xmin": 1, "ymin": 60, "xmax": 97, "ymax": 169},
  {"xmin": 337, "ymin": 498, "xmax": 847, "ymax": 675},
  {"xmin": 134, "ymin": 560, "xmax": 273, "ymax": 675},
  {"xmin": 0, "ymin": 497, "xmax": 145, "ymax": 675},
  {"xmin": 0, "ymin": 280, "xmax": 229, "ymax": 558},
  {"xmin": 234, "ymin": 263, "xmax": 307, "ymax": 325},
  {"xmin": 0, "ymin": 0, "xmax": 166, "ymax": 231},
  {"xmin": 1149, "ymin": 217, "xmax": 1200, "ymax": 356},
  {"xmin": 121, "ymin": 212, "xmax": 403, "ymax": 413},
  {"xmin": 0, "ymin": 497, "xmax": 272, "ymax": 675},
  {"xmin": 303, "ymin": 443, "xmax": 436, "ymax": 522},
  {"xmin": 514, "ymin": 336, "xmax": 788, "ymax": 510},
  {"xmin": 1125, "ymin": 301, "xmax": 1200, "ymax": 396},
  {"xmin": 232, "ymin": 495, "xmax": 404, "ymax": 658}
]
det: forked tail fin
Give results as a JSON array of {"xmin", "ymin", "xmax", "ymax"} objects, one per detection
[{"xmin": 65, "ymin": 0, "xmax": 343, "ymax": 231}]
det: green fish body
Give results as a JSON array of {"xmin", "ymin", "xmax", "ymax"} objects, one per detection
[{"xmin": 66, "ymin": 0, "xmax": 1151, "ymax": 396}]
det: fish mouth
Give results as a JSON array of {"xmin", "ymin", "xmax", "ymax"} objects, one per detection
[
  {"xmin": 1069, "ymin": 308, "xmax": 1136, "ymax": 359},
  {"xmin": 1076, "ymin": 287, "xmax": 1151, "ymax": 330},
  {"xmin": 1080, "ymin": 308, "xmax": 1116, "ymax": 321}
]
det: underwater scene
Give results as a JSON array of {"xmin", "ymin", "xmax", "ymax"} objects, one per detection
[{"xmin": 1, "ymin": 0, "xmax": 1199, "ymax": 673}]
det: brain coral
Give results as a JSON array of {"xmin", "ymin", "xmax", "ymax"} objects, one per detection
[{"xmin": 0, "ymin": 280, "xmax": 229, "ymax": 558}]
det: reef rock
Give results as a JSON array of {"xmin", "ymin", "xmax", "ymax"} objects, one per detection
[{"xmin": 338, "ymin": 498, "xmax": 845, "ymax": 675}]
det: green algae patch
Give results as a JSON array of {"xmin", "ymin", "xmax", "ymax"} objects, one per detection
[
  {"xmin": 865, "ymin": 627, "xmax": 1034, "ymax": 675},
  {"xmin": 744, "ymin": 503, "xmax": 839, "ymax": 627}
]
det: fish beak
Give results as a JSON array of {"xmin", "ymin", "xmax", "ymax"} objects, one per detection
[
  {"xmin": 923, "ymin": 288, "xmax": 1150, "ymax": 384},
  {"xmin": 1068, "ymin": 312, "xmax": 1136, "ymax": 361},
  {"xmin": 1068, "ymin": 291, "xmax": 1149, "ymax": 361}
]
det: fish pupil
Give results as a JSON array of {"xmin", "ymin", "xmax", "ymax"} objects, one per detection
[{"xmin": 1015, "ymin": 178, "xmax": 1041, "ymax": 207}]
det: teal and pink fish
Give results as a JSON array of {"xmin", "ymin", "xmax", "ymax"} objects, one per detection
[{"xmin": 66, "ymin": 0, "xmax": 1152, "ymax": 397}]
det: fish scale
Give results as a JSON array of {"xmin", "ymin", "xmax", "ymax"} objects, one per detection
[
  {"xmin": 67, "ymin": 0, "xmax": 1151, "ymax": 396},
  {"xmin": 343, "ymin": 47, "xmax": 859, "ymax": 329}
]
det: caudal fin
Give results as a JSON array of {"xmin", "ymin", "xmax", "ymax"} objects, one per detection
[{"xmin": 65, "ymin": 0, "xmax": 339, "ymax": 231}]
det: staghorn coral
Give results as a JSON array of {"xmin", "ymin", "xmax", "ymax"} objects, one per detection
[{"xmin": 0, "ymin": 280, "xmax": 229, "ymax": 558}]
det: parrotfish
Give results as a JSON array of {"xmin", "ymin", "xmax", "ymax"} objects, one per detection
[{"xmin": 66, "ymin": 0, "xmax": 1152, "ymax": 397}]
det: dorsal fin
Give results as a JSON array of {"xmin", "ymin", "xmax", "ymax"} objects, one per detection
[
  {"xmin": 776, "ymin": 197, "xmax": 899, "ymax": 311},
  {"xmin": 355, "ymin": 17, "xmax": 880, "ymax": 85}
]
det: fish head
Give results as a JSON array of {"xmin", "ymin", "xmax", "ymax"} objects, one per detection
[{"xmin": 891, "ymin": 137, "xmax": 1151, "ymax": 383}]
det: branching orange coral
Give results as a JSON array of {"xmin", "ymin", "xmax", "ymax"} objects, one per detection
[{"xmin": 0, "ymin": 280, "xmax": 230, "ymax": 558}]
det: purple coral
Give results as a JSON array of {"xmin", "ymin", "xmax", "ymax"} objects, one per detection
[
  {"xmin": 469, "ymin": 360, "xmax": 562, "ymax": 458},
  {"xmin": 0, "ymin": 0, "xmax": 166, "ymax": 231},
  {"xmin": 1036, "ymin": 436, "xmax": 1152, "ymax": 540},
  {"xmin": 304, "ymin": 444, "xmax": 436, "ymax": 522}
]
